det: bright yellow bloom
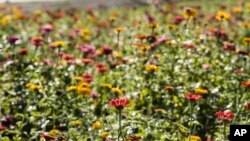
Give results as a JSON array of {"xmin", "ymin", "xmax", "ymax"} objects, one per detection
[
  {"xmin": 101, "ymin": 131, "xmax": 109, "ymax": 139},
  {"xmin": 232, "ymin": 6, "xmax": 242, "ymax": 14},
  {"xmin": 145, "ymin": 64, "xmax": 159, "ymax": 73},
  {"xmin": 242, "ymin": 37, "xmax": 250, "ymax": 45},
  {"xmin": 92, "ymin": 120, "xmax": 101, "ymax": 129},
  {"xmin": 215, "ymin": 11, "xmax": 230, "ymax": 21},
  {"xmin": 52, "ymin": 41, "xmax": 66, "ymax": 48},
  {"xmin": 77, "ymin": 87, "xmax": 91, "ymax": 96},
  {"xmin": 111, "ymin": 87, "xmax": 123, "ymax": 96},
  {"xmin": 70, "ymin": 120, "xmax": 83, "ymax": 126},
  {"xmin": 187, "ymin": 135, "xmax": 201, "ymax": 141},
  {"xmin": 78, "ymin": 82, "xmax": 91, "ymax": 88},
  {"xmin": 148, "ymin": 22, "xmax": 158, "ymax": 29},
  {"xmin": 1, "ymin": 15, "xmax": 11, "ymax": 26},
  {"xmin": 26, "ymin": 83, "xmax": 43, "ymax": 91},
  {"xmin": 112, "ymin": 51, "xmax": 123, "ymax": 58},
  {"xmin": 49, "ymin": 129, "xmax": 60, "ymax": 135},
  {"xmin": 80, "ymin": 28, "xmax": 91, "ymax": 36},
  {"xmin": 114, "ymin": 26, "xmax": 125, "ymax": 32},
  {"xmin": 195, "ymin": 88, "xmax": 208, "ymax": 95},
  {"xmin": 183, "ymin": 7, "xmax": 198, "ymax": 19}
]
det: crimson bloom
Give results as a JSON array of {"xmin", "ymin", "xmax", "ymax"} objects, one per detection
[
  {"xmin": 184, "ymin": 93, "xmax": 202, "ymax": 101},
  {"xmin": 215, "ymin": 111, "xmax": 234, "ymax": 121},
  {"xmin": 109, "ymin": 98, "xmax": 130, "ymax": 110},
  {"xmin": 31, "ymin": 36, "xmax": 44, "ymax": 47},
  {"xmin": 7, "ymin": 36, "xmax": 19, "ymax": 44},
  {"xmin": 0, "ymin": 125, "xmax": 6, "ymax": 132}
]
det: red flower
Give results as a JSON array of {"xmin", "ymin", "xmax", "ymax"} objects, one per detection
[
  {"xmin": 102, "ymin": 45, "xmax": 113, "ymax": 55},
  {"xmin": 40, "ymin": 133, "xmax": 56, "ymax": 140},
  {"xmin": 184, "ymin": 93, "xmax": 202, "ymax": 101},
  {"xmin": 31, "ymin": 37, "xmax": 44, "ymax": 47},
  {"xmin": 81, "ymin": 58, "xmax": 94, "ymax": 65},
  {"xmin": 18, "ymin": 48, "xmax": 28, "ymax": 56},
  {"xmin": 82, "ymin": 72, "xmax": 93, "ymax": 83},
  {"xmin": 95, "ymin": 62, "xmax": 108, "ymax": 73},
  {"xmin": 175, "ymin": 16, "xmax": 184, "ymax": 24},
  {"xmin": 244, "ymin": 102, "xmax": 250, "ymax": 110},
  {"xmin": 241, "ymin": 80, "xmax": 250, "ymax": 88},
  {"xmin": 109, "ymin": 98, "xmax": 130, "ymax": 110},
  {"xmin": 215, "ymin": 111, "xmax": 234, "ymax": 121},
  {"xmin": 0, "ymin": 125, "xmax": 6, "ymax": 132}
]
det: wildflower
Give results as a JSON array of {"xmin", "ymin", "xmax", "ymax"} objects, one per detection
[
  {"xmin": 41, "ymin": 24, "xmax": 54, "ymax": 34},
  {"xmin": 70, "ymin": 120, "xmax": 83, "ymax": 126},
  {"xmin": 164, "ymin": 86, "xmax": 175, "ymax": 92},
  {"xmin": 187, "ymin": 135, "xmax": 201, "ymax": 141},
  {"xmin": 223, "ymin": 42, "xmax": 236, "ymax": 51},
  {"xmin": 92, "ymin": 120, "xmax": 101, "ymax": 129},
  {"xmin": 66, "ymin": 86, "xmax": 77, "ymax": 91},
  {"xmin": 109, "ymin": 98, "xmax": 130, "ymax": 110},
  {"xmin": 194, "ymin": 88, "xmax": 208, "ymax": 95},
  {"xmin": 145, "ymin": 64, "xmax": 159, "ymax": 73},
  {"xmin": 174, "ymin": 16, "xmax": 184, "ymax": 24},
  {"xmin": 241, "ymin": 80, "xmax": 250, "ymax": 88},
  {"xmin": 183, "ymin": 7, "xmax": 198, "ymax": 19},
  {"xmin": 18, "ymin": 48, "xmax": 28, "ymax": 56},
  {"xmin": 232, "ymin": 6, "xmax": 242, "ymax": 14},
  {"xmin": 51, "ymin": 41, "xmax": 66, "ymax": 48},
  {"xmin": 0, "ymin": 15, "xmax": 11, "ymax": 26},
  {"xmin": 215, "ymin": 11, "xmax": 230, "ymax": 21},
  {"xmin": 7, "ymin": 36, "xmax": 19, "ymax": 44},
  {"xmin": 101, "ymin": 131, "xmax": 109, "ymax": 139},
  {"xmin": 128, "ymin": 134, "xmax": 142, "ymax": 141},
  {"xmin": 82, "ymin": 72, "xmax": 93, "ymax": 83},
  {"xmin": 102, "ymin": 45, "xmax": 113, "ymax": 55},
  {"xmin": 148, "ymin": 22, "xmax": 158, "ymax": 29},
  {"xmin": 95, "ymin": 62, "xmax": 108, "ymax": 73},
  {"xmin": 49, "ymin": 129, "xmax": 60, "ymax": 135},
  {"xmin": 242, "ymin": 37, "xmax": 250, "ymax": 45},
  {"xmin": 244, "ymin": 102, "xmax": 250, "ymax": 110},
  {"xmin": 114, "ymin": 26, "xmax": 125, "ymax": 32},
  {"xmin": 77, "ymin": 87, "xmax": 91, "ymax": 96},
  {"xmin": 184, "ymin": 93, "xmax": 202, "ymax": 101},
  {"xmin": 111, "ymin": 87, "xmax": 123, "ymax": 96},
  {"xmin": 0, "ymin": 125, "xmax": 6, "ymax": 132},
  {"xmin": 81, "ymin": 58, "xmax": 94, "ymax": 65},
  {"xmin": 40, "ymin": 133, "xmax": 56, "ymax": 140},
  {"xmin": 31, "ymin": 36, "xmax": 44, "ymax": 47},
  {"xmin": 215, "ymin": 110, "xmax": 234, "ymax": 121},
  {"xmin": 26, "ymin": 83, "xmax": 43, "ymax": 91}
]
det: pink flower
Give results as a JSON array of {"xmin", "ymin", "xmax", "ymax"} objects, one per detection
[
  {"xmin": 109, "ymin": 98, "xmax": 130, "ymax": 110},
  {"xmin": 184, "ymin": 93, "xmax": 202, "ymax": 101}
]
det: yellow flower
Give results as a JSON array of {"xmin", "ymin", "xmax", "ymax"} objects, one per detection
[
  {"xmin": 80, "ymin": 28, "xmax": 91, "ymax": 36},
  {"xmin": 145, "ymin": 64, "xmax": 159, "ymax": 73},
  {"xmin": 215, "ymin": 11, "xmax": 230, "ymax": 21},
  {"xmin": 77, "ymin": 87, "xmax": 91, "ymax": 96},
  {"xmin": 247, "ymin": 3, "xmax": 250, "ymax": 12},
  {"xmin": 148, "ymin": 22, "xmax": 158, "ymax": 29},
  {"xmin": 183, "ymin": 7, "xmax": 198, "ymax": 19},
  {"xmin": 49, "ymin": 129, "xmax": 60, "ymax": 135},
  {"xmin": 140, "ymin": 45, "xmax": 150, "ymax": 52},
  {"xmin": 114, "ymin": 26, "xmax": 125, "ymax": 32},
  {"xmin": 92, "ymin": 120, "xmax": 101, "ymax": 129},
  {"xmin": 1, "ymin": 15, "xmax": 11, "ymax": 26},
  {"xmin": 111, "ymin": 87, "xmax": 123, "ymax": 96},
  {"xmin": 34, "ymin": 9, "xmax": 42, "ymax": 16},
  {"xmin": 70, "ymin": 120, "xmax": 83, "ymax": 126},
  {"xmin": 78, "ymin": 82, "xmax": 91, "ymax": 88},
  {"xmin": 112, "ymin": 51, "xmax": 123, "ymax": 58},
  {"xmin": 52, "ymin": 41, "xmax": 66, "ymax": 48},
  {"xmin": 187, "ymin": 135, "xmax": 201, "ymax": 141},
  {"xmin": 242, "ymin": 37, "xmax": 250, "ymax": 45},
  {"xmin": 101, "ymin": 131, "xmax": 109, "ymax": 139},
  {"xmin": 195, "ymin": 88, "xmax": 208, "ymax": 95},
  {"xmin": 100, "ymin": 83, "xmax": 112, "ymax": 89},
  {"xmin": 232, "ymin": 6, "xmax": 242, "ymax": 14},
  {"xmin": 66, "ymin": 86, "xmax": 77, "ymax": 91},
  {"xmin": 26, "ymin": 83, "xmax": 43, "ymax": 91},
  {"xmin": 167, "ymin": 24, "xmax": 176, "ymax": 30}
]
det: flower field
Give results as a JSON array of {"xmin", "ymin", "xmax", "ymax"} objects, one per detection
[{"xmin": 0, "ymin": 0, "xmax": 250, "ymax": 140}]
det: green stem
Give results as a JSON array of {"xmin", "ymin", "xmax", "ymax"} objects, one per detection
[{"xmin": 118, "ymin": 109, "xmax": 122, "ymax": 141}]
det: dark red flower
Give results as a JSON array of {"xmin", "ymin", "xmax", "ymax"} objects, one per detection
[
  {"xmin": 95, "ymin": 62, "xmax": 108, "ymax": 73},
  {"xmin": 184, "ymin": 93, "xmax": 202, "ymax": 101},
  {"xmin": 175, "ymin": 16, "xmax": 184, "ymax": 24},
  {"xmin": 109, "ymin": 98, "xmax": 130, "ymax": 110},
  {"xmin": 223, "ymin": 42, "xmax": 235, "ymax": 51},
  {"xmin": 0, "ymin": 125, "xmax": 6, "ymax": 132},
  {"xmin": 82, "ymin": 72, "xmax": 93, "ymax": 83},
  {"xmin": 241, "ymin": 80, "xmax": 250, "ymax": 88},
  {"xmin": 215, "ymin": 111, "xmax": 234, "ymax": 121},
  {"xmin": 102, "ymin": 45, "xmax": 113, "ymax": 55},
  {"xmin": 40, "ymin": 133, "xmax": 56, "ymax": 140},
  {"xmin": 18, "ymin": 48, "xmax": 28, "ymax": 56},
  {"xmin": 7, "ymin": 36, "xmax": 19, "ymax": 44},
  {"xmin": 31, "ymin": 37, "xmax": 44, "ymax": 47}
]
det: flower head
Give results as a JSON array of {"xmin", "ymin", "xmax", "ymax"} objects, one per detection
[
  {"xmin": 242, "ymin": 37, "xmax": 250, "ymax": 45},
  {"xmin": 194, "ymin": 88, "xmax": 208, "ymax": 95},
  {"xmin": 0, "ymin": 125, "xmax": 6, "ymax": 132},
  {"xmin": 184, "ymin": 93, "xmax": 202, "ymax": 101},
  {"xmin": 183, "ymin": 7, "xmax": 198, "ymax": 19},
  {"xmin": 7, "ymin": 36, "xmax": 19, "ymax": 44},
  {"xmin": 92, "ymin": 120, "xmax": 101, "ymax": 129},
  {"xmin": 244, "ymin": 101, "xmax": 250, "ymax": 110},
  {"xmin": 215, "ymin": 11, "xmax": 230, "ymax": 21},
  {"xmin": 109, "ymin": 98, "xmax": 130, "ymax": 110},
  {"xmin": 26, "ymin": 83, "xmax": 43, "ymax": 91},
  {"xmin": 241, "ymin": 80, "xmax": 250, "ymax": 88},
  {"xmin": 31, "ymin": 36, "xmax": 44, "ymax": 47},
  {"xmin": 145, "ymin": 64, "xmax": 159, "ymax": 73},
  {"xmin": 215, "ymin": 110, "xmax": 234, "ymax": 121},
  {"xmin": 187, "ymin": 135, "xmax": 201, "ymax": 141}
]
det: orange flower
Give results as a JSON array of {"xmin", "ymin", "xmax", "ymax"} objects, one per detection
[{"xmin": 241, "ymin": 80, "xmax": 250, "ymax": 88}]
